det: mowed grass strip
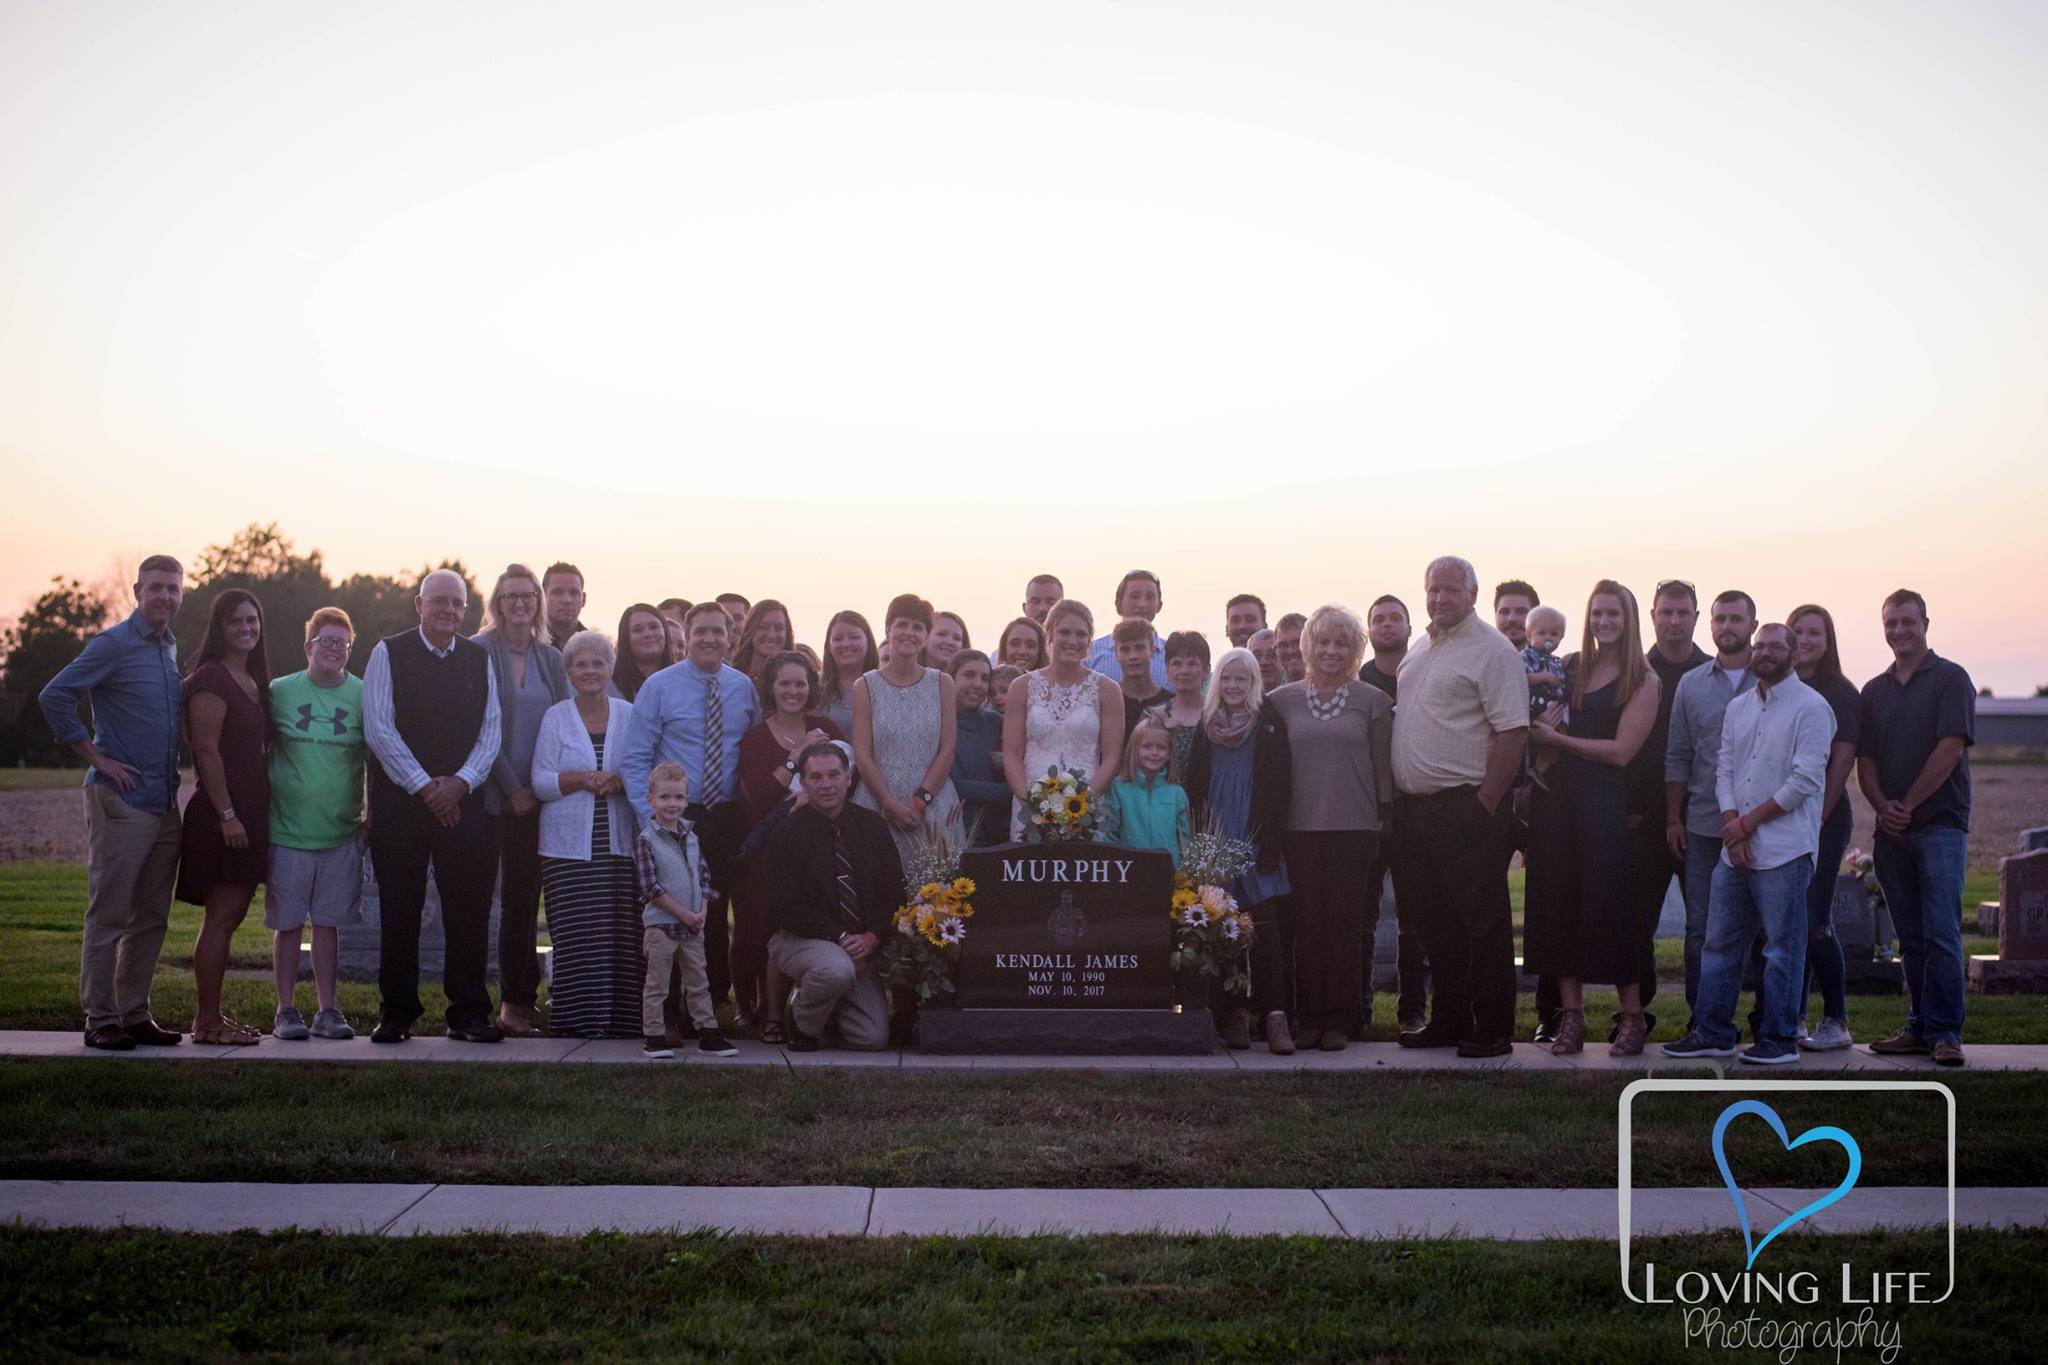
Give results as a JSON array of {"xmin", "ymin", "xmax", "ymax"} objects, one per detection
[
  {"xmin": 4, "ymin": 860, "xmax": 2034, "ymax": 1041},
  {"xmin": 1, "ymin": 1227, "xmax": 2041, "ymax": 1363},
  {"xmin": 3, "ymin": 1059, "xmax": 2040, "ymax": 1189}
]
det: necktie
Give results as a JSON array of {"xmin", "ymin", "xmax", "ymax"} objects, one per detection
[
  {"xmin": 835, "ymin": 824, "xmax": 863, "ymax": 932},
  {"xmin": 702, "ymin": 673, "xmax": 724, "ymax": 804}
]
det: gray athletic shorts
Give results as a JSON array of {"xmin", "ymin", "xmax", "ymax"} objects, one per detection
[{"xmin": 265, "ymin": 839, "xmax": 366, "ymax": 930}]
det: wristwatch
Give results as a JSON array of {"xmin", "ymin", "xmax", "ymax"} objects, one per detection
[
  {"xmin": 913, "ymin": 788, "xmax": 935, "ymax": 804},
  {"xmin": 782, "ymin": 758, "xmax": 799, "ymax": 774}
]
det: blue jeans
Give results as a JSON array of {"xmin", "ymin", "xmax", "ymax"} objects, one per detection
[
  {"xmin": 1873, "ymin": 826, "xmax": 1967, "ymax": 1046},
  {"xmin": 1695, "ymin": 855, "xmax": 1812, "ymax": 1048},
  {"xmin": 1680, "ymin": 833, "xmax": 1724, "ymax": 1021}
]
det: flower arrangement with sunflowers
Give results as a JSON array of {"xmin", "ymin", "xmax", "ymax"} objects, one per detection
[
  {"xmin": 1022, "ymin": 764, "xmax": 1103, "ymax": 842},
  {"xmin": 1168, "ymin": 831, "xmax": 1257, "ymax": 997},
  {"xmin": 878, "ymin": 829, "xmax": 976, "ymax": 1003}
]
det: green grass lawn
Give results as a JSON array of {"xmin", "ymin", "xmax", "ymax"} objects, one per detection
[
  {"xmin": 1, "ymin": 1226, "xmax": 2038, "ymax": 1362},
  {"xmin": 8, "ymin": 860, "xmax": 2037, "ymax": 1042},
  {"xmin": 4, "ymin": 1059, "xmax": 2039, "ymax": 1190}
]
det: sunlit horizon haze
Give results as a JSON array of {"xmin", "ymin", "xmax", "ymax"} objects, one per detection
[{"xmin": 3, "ymin": 1, "xmax": 2044, "ymax": 693}]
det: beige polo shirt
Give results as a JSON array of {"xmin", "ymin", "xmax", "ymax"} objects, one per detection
[{"xmin": 1391, "ymin": 610, "xmax": 1529, "ymax": 796}]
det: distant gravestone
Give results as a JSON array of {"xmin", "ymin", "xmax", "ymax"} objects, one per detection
[
  {"xmin": 1833, "ymin": 873, "xmax": 1904, "ymax": 993},
  {"xmin": 2022, "ymin": 828, "xmax": 2048, "ymax": 854},
  {"xmin": 918, "ymin": 843, "xmax": 1211, "ymax": 1053},
  {"xmin": 1970, "ymin": 849, "xmax": 2048, "ymax": 994}
]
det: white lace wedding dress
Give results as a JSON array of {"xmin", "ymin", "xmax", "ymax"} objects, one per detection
[{"xmin": 1011, "ymin": 669, "xmax": 1103, "ymax": 839}]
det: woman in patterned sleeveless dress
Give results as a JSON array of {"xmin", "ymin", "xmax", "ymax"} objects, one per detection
[
  {"xmin": 850, "ymin": 593, "xmax": 962, "ymax": 866},
  {"xmin": 1001, "ymin": 598, "xmax": 1126, "ymax": 839}
]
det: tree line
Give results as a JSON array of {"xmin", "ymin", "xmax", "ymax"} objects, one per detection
[{"xmin": 2, "ymin": 524, "xmax": 480, "ymax": 767}]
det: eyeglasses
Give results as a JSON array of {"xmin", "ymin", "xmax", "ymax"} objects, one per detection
[
  {"xmin": 499, "ymin": 592, "xmax": 539, "ymax": 604},
  {"xmin": 310, "ymin": 636, "xmax": 352, "ymax": 651}
]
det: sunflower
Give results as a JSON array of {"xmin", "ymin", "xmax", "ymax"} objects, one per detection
[
  {"xmin": 918, "ymin": 881, "xmax": 943, "ymax": 902},
  {"xmin": 1063, "ymin": 794, "xmax": 1088, "ymax": 817}
]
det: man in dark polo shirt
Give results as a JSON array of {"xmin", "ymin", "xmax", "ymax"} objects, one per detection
[
  {"xmin": 1858, "ymin": 589, "xmax": 1974, "ymax": 1067},
  {"xmin": 763, "ymin": 742, "xmax": 904, "ymax": 1052},
  {"xmin": 361, "ymin": 569, "xmax": 504, "ymax": 1044},
  {"xmin": 1620, "ymin": 580, "xmax": 1711, "ymax": 1030}
]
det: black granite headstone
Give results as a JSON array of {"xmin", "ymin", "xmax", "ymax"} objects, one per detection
[{"xmin": 955, "ymin": 843, "xmax": 1177, "ymax": 1009}]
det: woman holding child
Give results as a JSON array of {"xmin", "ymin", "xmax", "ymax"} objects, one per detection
[
  {"xmin": 1524, "ymin": 581, "xmax": 1661, "ymax": 1057},
  {"xmin": 531, "ymin": 630, "xmax": 642, "ymax": 1038}
]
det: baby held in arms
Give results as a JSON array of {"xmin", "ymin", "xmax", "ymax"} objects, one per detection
[{"xmin": 1524, "ymin": 606, "xmax": 1568, "ymax": 783}]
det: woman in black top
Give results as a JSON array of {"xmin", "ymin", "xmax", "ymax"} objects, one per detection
[{"xmin": 1787, "ymin": 604, "xmax": 1861, "ymax": 1051}]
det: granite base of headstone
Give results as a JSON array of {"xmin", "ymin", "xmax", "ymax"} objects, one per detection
[
  {"xmin": 1969, "ymin": 849, "xmax": 2048, "ymax": 994},
  {"xmin": 925, "ymin": 842, "xmax": 1212, "ymax": 1055},
  {"xmin": 1832, "ymin": 874, "xmax": 1905, "ymax": 994},
  {"xmin": 334, "ymin": 866, "xmax": 538, "ymax": 987}
]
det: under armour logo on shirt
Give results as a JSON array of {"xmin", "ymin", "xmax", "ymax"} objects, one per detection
[{"xmin": 295, "ymin": 704, "xmax": 351, "ymax": 736}]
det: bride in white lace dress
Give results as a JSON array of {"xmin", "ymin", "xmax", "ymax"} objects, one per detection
[{"xmin": 1001, "ymin": 599, "xmax": 1126, "ymax": 839}]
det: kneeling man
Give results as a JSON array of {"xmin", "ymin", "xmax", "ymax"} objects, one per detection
[{"xmin": 764, "ymin": 741, "xmax": 902, "ymax": 1051}]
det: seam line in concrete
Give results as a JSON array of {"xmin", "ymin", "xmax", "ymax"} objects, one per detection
[
  {"xmin": 861, "ymin": 1187, "xmax": 876, "ymax": 1237},
  {"xmin": 375, "ymin": 1184, "xmax": 439, "ymax": 1235},
  {"xmin": 1310, "ymin": 1188, "xmax": 1350, "ymax": 1237}
]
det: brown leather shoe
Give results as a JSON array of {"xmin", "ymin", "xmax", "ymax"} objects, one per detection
[
  {"xmin": 1317, "ymin": 1031, "xmax": 1347, "ymax": 1052},
  {"xmin": 1931, "ymin": 1040, "xmax": 1966, "ymax": 1067},
  {"xmin": 125, "ymin": 1018, "xmax": 184, "ymax": 1046},
  {"xmin": 84, "ymin": 1024, "xmax": 136, "ymax": 1051},
  {"xmin": 1265, "ymin": 1012, "xmax": 1295, "ymax": 1055},
  {"xmin": 1868, "ymin": 1027, "xmax": 1931, "ymax": 1055},
  {"xmin": 1220, "ymin": 1010, "xmax": 1251, "ymax": 1050}
]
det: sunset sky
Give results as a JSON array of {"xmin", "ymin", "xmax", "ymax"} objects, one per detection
[{"xmin": 3, "ymin": 1, "xmax": 2043, "ymax": 692}]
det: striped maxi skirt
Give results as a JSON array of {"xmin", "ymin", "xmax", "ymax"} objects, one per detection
[{"xmin": 540, "ymin": 853, "xmax": 643, "ymax": 1038}]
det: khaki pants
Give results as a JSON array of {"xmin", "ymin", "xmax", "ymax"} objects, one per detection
[
  {"xmin": 767, "ymin": 929, "xmax": 889, "ymax": 1050},
  {"xmin": 643, "ymin": 924, "xmax": 716, "ymax": 1039},
  {"xmin": 82, "ymin": 785, "xmax": 183, "ymax": 1031}
]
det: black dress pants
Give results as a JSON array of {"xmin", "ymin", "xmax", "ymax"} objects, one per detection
[
  {"xmin": 1285, "ymin": 830, "xmax": 1377, "ymax": 1036},
  {"xmin": 370, "ymin": 782, "xmax": 498, "ymax": 1030},
  {"xmin": 496, "ymin": 805, "xmax": 544, "ymax": 1008},
  {"xmin": 1393, "ymin": 786, "xmax": 1517, "ymax": 1044}
]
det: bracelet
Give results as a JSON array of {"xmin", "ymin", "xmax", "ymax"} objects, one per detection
[{"xmin": 218, "ymin": 806, "xmax": 237, "ymax": 823}]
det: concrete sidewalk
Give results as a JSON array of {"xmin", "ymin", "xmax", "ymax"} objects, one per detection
[
  {"xmin": 5, "ymin": 1179, "xmax": 2043, "ymax": 1239},
  {"xmin": 5, "ymin": 1030, "xmax": 2041, "ymax": 1072}
]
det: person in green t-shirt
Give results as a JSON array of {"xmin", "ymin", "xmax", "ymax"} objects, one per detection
[{"xmin": 265, "ymin": 607, "xmax": 368, "ymax": 1041}]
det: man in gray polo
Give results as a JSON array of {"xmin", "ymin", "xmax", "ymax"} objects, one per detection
[{"xmin": 1664, "ymin": 589, "xmax": 1758, "ymax": 1025}]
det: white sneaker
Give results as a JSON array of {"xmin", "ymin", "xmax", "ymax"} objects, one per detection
[
  {"xmin": 1799, "ymin": 1017, "xmax": 1853, "ymax": 1051},
  {"xmin": 272, "ymin": 1007, "xmax": 310, "ymax": 1040},
  {"xmin": 311, "ymin": 1008, "xmax": 355, "ymax": 1040}
]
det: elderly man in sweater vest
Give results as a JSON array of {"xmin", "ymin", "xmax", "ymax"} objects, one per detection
[{"xmin": 361, "ymin": 569, "xmax": 503, "ymax": 1044}]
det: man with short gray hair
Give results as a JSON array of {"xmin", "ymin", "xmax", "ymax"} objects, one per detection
[
  {"xmin": 40, "ymin": 554, "xmax": 189, "ymax": 1050},
  {"xmin": 1389, "ymin": 555, "xmax": 1529, "ymax": 1058},
  {"xmin": 361, "ymin": 568, "xmax": 504, "ymax": 1044}
]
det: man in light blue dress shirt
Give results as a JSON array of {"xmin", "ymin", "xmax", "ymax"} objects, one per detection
[
  {"xmin": 620, "ymin": 601, "xmax": 761, "ymax": 1016},
  {"xmin": 1666, "ymin": 624, "xmax": 1834, "ymax": 1065}
]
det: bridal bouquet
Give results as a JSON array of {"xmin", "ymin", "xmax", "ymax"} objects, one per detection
[
  {"xmin": 879, "ymin": 830, "xmax": 975, "ymax": 1004},
  {"xmin": 1169, "ymin": 831, "xmax": 1257, "ymax": 997},
  {"xmin": 1022, "ymin": 765, "xmax": 1102, "ymax": 843}
]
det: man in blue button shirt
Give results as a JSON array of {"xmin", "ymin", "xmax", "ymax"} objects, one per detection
[
  {"xmin": 620, "ymin": 600, "xmax": 761, "ymax": 1019},
  {"xmin": 1083, "ymin": 569, "xmax": 1169, "ymax": 689},
  {"xmin": 38, "ymin": 555, "xmax": 189, "ymax": 1051}
]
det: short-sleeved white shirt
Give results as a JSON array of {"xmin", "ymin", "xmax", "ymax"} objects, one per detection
[{"xmin": 1391, "ymin": 610, "xmax": 1529, "ymax": 796}]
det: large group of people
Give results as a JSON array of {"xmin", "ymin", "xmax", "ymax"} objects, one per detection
[{"xmin": 40, "ymin": 554, "xmax": 1978, "ymax": 1066}]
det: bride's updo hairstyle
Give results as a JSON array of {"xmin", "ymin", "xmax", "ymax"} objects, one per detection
[{"xmin": 1042, "ymin": 599, "xmax": 1094, "ymax": 641}]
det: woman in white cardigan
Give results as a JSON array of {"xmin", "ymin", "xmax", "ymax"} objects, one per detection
[{"xmin": 532, "ymin": 631, "xmax": 642, "ymax": 1038}]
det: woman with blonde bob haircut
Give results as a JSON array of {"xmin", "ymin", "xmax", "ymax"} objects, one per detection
[
  {"xmin": 1267, "ymin": 604, "xmax": 1393, "ymax": 1051},
  {"xmin": 1003, "ymin": 598, "xmax": 1125, "ymax": 838},
  {"xmin": 1182, "ymin": 647, "xmax": 1295, "ymax": 1051},
  {"xmin": 1525, "ymin": 580, "xmax": 1662, "ymax": 1057}
]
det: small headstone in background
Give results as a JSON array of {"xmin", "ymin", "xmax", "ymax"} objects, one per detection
[{"xmin": 1969, "ymin": 848, "xmax": 2048, "ymax": 994}]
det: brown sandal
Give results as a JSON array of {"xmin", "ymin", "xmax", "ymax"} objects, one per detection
[
  {"xmin": 190, "ymin": 1018, "xmax": 259, "ymax": 1046},
  {"xmin": 759, "ymin": 1020, "xmax": 787, "ymax": 1046},
  {"xmin": 1550, "ymin": 1008, "xmax": 1586, "ymax": 1056},
  {"xmin": 1609, "ymin": 1011, "xmax": 1648, "ymax": 1057}
]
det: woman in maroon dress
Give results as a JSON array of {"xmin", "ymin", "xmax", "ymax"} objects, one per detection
[
  {"xmin": 736, "ymin": 650, "xmax": 843, "ymax": 1041},
  {"xmin": 177, "ymin": 588, "xmax": 273, "ymax": 1045}
]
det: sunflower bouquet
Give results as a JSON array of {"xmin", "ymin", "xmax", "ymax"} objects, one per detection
[
  {"xmin": 878, "ymin": 829, "xmax": 976, "ymax": 1004},
  {"xmin": 1022, "ymin": 764, "xmax": 1103, "ymax": 843},
  {"xmin": 1169, "ymin": 830, "xmax": 1257, "ymax": 997}
]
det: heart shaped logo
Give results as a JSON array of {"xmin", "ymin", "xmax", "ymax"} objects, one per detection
[{"xmin": 1712, "ymin": 1099, "xmax": 1862, "ymax": 1268}]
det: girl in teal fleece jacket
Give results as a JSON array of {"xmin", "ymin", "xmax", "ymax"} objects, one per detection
[{"xmin": 1103, "ymin": 717, "xmax": 1190, "ymax": 868}]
